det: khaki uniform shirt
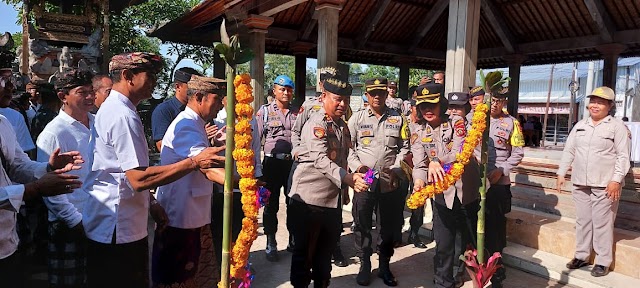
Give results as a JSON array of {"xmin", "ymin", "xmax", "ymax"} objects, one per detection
[
  {"xmin": 489, "ymin": 114, "xmax": 525, "ymax": 185},
  {"xmin": 347, "ymin": 107, "xmax": 410, "ymax": 193},
  {"xmin": 411, "ymin": 115, "xmax": 478, "ymax": 208},
  {"xmin": 288, "ymin": 113, "xmax": 350, "ymax": 208},
  {"xmin": 558, "ymin": 116, "xmax": 631, "ymax": 187},
  {"xmin": 385, "ymin": 97, "xmax": 404, "ymax": 113},
  {"xmin": 291, "ymin": 99, "xmax": 324, "ymax": 157},
  {"xmin": 255, "ymin": 102, "xmax": 300, "ymax": 155}
]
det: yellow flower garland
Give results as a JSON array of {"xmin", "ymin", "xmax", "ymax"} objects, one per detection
[
  {"xmin": 227, "ymin": 74, "xmax": 258, "ymax": 281},
  {"xmin": 406, "ymin": 103, "xmax": 489, "ymax": 209}
]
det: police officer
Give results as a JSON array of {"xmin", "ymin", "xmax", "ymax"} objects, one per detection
[
  {"xmin": 256, "ymin": 75, "xmax": 299, "ymax": 262},
  {"xmin": 290, "ymin": 67, "xmax": 350, "ymax": 267},
  {"xmin": 385, "ymin": 81, "xmax": 403, "ymax": 112},
  {"xmin": 557, "ymin": 87, "xmax": 631, "ymax": 277},
  {"xmin": 411, "ymin": 84, "xmax": 480, "ymax": 288},
  {"xmin": 484, "ymin": 89, "xmax": 525, "ymax": 287},
  {"xmin": 288, "ymin": 76, "xmax": 368, "ymax": 288},
  {"xmin": 348, "ymin": 77, "xmax": 410, "ymax": 286}
]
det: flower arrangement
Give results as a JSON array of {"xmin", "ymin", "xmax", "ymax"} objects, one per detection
[
  {"xmin": 406, "ymin": 103, "xmax": 489, "ymax": 209},
  {"xmin": 226, "ymin": 74, "xmax": 258, "ymax": 286},
  {"xmin": 461, "ymin": 249, "xmax": 502, "ymax": 288}
]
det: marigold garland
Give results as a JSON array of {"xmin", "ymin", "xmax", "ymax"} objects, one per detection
[
  {"xmin": 406, "ymin": 103, "xmax": 489, "ymax": 209},
  {"xmin": 226, "ymin": 73, "xmax": 259, "ymax": 284}
]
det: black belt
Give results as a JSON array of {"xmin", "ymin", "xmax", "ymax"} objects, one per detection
[{"xmin": 265, "ymin": 153, "xmax": 292, "ymax": 160}]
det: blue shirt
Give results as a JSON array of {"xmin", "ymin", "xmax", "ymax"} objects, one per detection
[{"xmin": 151, "ymin": 97, "xmax": 184, "ymax": 142}]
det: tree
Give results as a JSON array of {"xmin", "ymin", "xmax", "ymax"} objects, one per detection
[
  {"xmin": 306, "ymin": 67, "xmax": 316, "ymax": 87},
  {"xmin": 410, "ymin": 68, "xmax": 433, "ymax": 87},
  {"xmin": 263, "ymin": 54, "xmax": 295, "ymax": 91},
  {"xmin": 362, "ymin": 65, "xmax": 398, "ymax": 82}
]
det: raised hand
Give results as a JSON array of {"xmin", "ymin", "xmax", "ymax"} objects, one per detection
[
  {"xmin": 192, "ymin": 146, "xmax": 226, "ymax": 169},
  {"xmin": 49, "ymin": 148, "xmax": 84, "ymax": 172}
]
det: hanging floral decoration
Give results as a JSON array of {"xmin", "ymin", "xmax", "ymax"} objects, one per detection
[
  {"xmin": 406, "ymin": 103, "xmax": 489, "ymax": 209},
  {"xmin": 227, "ymin": 73, "xmax": 259, "ymax": 286}
]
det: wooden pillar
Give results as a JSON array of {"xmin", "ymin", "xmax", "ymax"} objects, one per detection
[
  {"xmin": 101, "ymin": 0, "xmax": 109, "ymax": 73},
  {"xmin": 444, "ymin": 0, "xmax": 480, "ymax": 94},
  {"xmin": 596, "ymin": 43, "xmax": 626, "ymax": 89},
  {"xmin": 291, "ymin": 42, "xmax": 314, "ymax": 101},
  {"xmin": 244, "ymin": 15, "xmax": 273, "ymax": 110},
  {"xmin": 315, "ymin": 0, "xmax": 344, "ymax": 70},
  {"xmin": 21, "ymin": 0, "xmax": 30, "ymax": 75},
  {"xmin": 396, "ymin": 57, "xmax": 412, "ymax": 100},
  {"xmin": 504, "ymin": 54, "xmax": 526, "ymax": 117},
  {"xmin": 213, "ymin": 52, "xmax": 225, "ymax": 79}
]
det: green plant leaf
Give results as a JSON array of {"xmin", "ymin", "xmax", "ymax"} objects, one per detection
[{"xmin": 220, "ymin": 18, "xmax": 230, "ymax": 45}]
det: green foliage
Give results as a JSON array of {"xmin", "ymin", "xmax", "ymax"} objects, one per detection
[
  {"xmin": 10, "ymin": 32, "xmax": 21, "ymax": 54},
  {"xmin": 409, "ymin": 68, "xmax": 432, "ymax": 86},
  {"xmin": 306, "ymin": 67, "xmax": 316, "ymax": 87},
  {"xmin": 361, "ymin": 64, "xmax": 398, "ymax": 82}
]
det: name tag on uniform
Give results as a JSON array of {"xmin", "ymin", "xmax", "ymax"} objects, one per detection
[
  {"xmin": 385, "ymin": 124, "xmax": 400, "ymax": 130},
  {"xmin": 359, "ymin": 124, "xmax": 373, "ymax": 129},
  {"xmin": 268, "ymin": 121, "xmax": 282, "ymax": 127},
  {"xmin": 576, "ymin": 129, "xmax": 585, "ymax": 132}
]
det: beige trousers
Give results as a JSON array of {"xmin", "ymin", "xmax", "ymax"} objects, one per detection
[{"xmin": 572, "ymin": 185, "xmax": 619, "ymax": 267}]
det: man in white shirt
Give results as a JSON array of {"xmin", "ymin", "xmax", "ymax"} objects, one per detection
[
  {"xmin": 0, "ymin": 106, "xmax": 35, "ymax": 154},
  {"xmin": 36, "ymin": 69, "xmax": 95, "ymax": 287},
  {"xmin": 1, "ymin": 46, "xmax": 85, "ymax": 287},
  {"xmin": 152, "ymin": 74, "xmax": 230, "ymax": 287},
  {"xmin": 83, "ymin": 52, "xmax": 225, "ymax": 288}
]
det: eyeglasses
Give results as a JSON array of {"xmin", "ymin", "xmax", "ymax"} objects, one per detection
[{"xmin": 0, "ymin": 75, "xmax": 17, "ymax": 89}]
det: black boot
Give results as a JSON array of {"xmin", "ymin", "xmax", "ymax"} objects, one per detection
[
  {"xmin": 265, "ymin": 234, "xmax": 279, "ymax": 262},
  {"xmin": 286, "ymin": 234, "xmax": 295, "ymax": 252},
  {"xmin": 491, "ymin": 267, "xmax": 506, "ymax": 288},
  {"xmin": 378, "ymin": 257, "xmax": 398, "ymax": 286},
  {"xmin": 314, "ymin": 279, "xmax": 330, "ymax": 288},
  {"xmin": 407, "ymin": 231, "xmax": 427, "ymax": 249},
  {"xmin": 356, "ymin": 257, "xmax": 371, "ymax": 286},
  {"xmin": 332, "ymin": 242, "xmax": 348, "ymax": 267}
]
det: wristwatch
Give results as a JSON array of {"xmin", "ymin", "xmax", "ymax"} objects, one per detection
[{"xmin": 430, "ymin": 156, "xmax": 440, "ymax": 163}]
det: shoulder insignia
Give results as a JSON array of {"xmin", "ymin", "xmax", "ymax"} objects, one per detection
[
  {"xmin": 446, "ymin": 141, "xmax": 453, "ymax": 151},
  {"xmin": 313, "ymin": 127, "xmax": 326, "ymax": 138},
  {"xmin": 298, "ymin": 106, "xmax": 304, "ymax": 114},
  {"xmin": 510, "ymin": 119, "xmax": 525, "ymax": 147},
  {"xmin": 410, "ymin": 133, "xmax": 418, "ymax": 144}
]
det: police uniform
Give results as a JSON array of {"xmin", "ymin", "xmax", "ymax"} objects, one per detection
[
  {"xmin": 484, "ymin": 91, "xmax": 525, "ymax": 286},
  {"xmin": 348, "ymin": 77, "xmax": 409, "ymax": 286},
  {"xmin": 287, "ymin": 77, "xmax": 353, "ymax": 287},
  {"xmin": 256, "ymin": 75, "xmax": 299, "ymax": 261},
  {"xmin": 411, "ymin": 84, "xmax": 480, "ymax": 288},
  {"xmin": 557, "ymin": 87, "xmax": 631, "ymax": 277}
]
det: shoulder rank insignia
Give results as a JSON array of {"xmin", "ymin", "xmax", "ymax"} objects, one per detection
[
  {"xmin": 410, "ymin": 133, "xmax": 418, "ymax": 144},
  {"xmin": 313, "ymin": 127, "xmax": 326, "ymax": 138},
  {"xmin": 454, "ymin": 118, "xmax": 466, "ymax": 137},
  {"xmin": 510, "ymin": 119, "xmax": 525, "ymax": 147}
]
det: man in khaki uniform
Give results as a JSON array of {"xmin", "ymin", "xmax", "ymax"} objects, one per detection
[
  {"xmin": 485, "ymin": 91, "xmax": 525, "ymax": 287},
  {"xmin": 348, "ymin": 77, "xmax": 409, "ymax": 286},
  {"xmin": 288, "ymin": 76, "xmax": 368, "ymax": 287},
  {"xmin": 557, "ymin": 87, "xmax": 631, "ymax": 277}
]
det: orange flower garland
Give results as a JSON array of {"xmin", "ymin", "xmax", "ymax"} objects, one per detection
[
  {"xmin": 228, "ymin": 74, "xmax": 258, "ymax": 281},
  {"xmin": 406, "ymin": 103, "xmax": 489, "ymax": 209}
]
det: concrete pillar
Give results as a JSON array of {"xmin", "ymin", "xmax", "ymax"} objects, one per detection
[
  {"xmin": 444, "ymin": 0, "xmax": 481, "ymax": 94},
  {"xmin": 596, "ymin": 43, "xmax": 626, "ymax": 89},
  {"xmin": 504, "ymin": 54, "xmax": 527, "ymax": 117},
  {"xmin": 315, "ymin": 0, "xmax": 344, "ymax": 70},
  {"xmin": 243, "ymin": 15, "xmax": 274, "ymax": 110},
  {"xmin": 291, "ymin": 42, "xmax": 315, "ymax": 101}
]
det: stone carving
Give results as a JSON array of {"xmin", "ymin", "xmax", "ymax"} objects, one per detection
[{"xmin": 58, "ymin": 46, "xmax": 72, "ymax": 73}]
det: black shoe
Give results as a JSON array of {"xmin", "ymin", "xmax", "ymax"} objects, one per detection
[
  {"xmin": 265, "ymin": 234, "xmax": 279, "ymax": 262},
  {"xmin": 407, "ymin": 233, "xmax": 427, "ymax": 249},
  {"xmin": 286, "ymin": 234, "xmax": 295, "ymax": 252},
  {"xmin": 566, "ymin": 258, "xmax": 588, "ymax": 269},
  {"xmin": 378, "ymin": 258, "xmax": 398, "ymax": 286},
  {"xmin": 591, "ymin": 265, "xmax": 609, "ymax": 277},
  {"xmin": 333, "ymin": 245, "xmax": 348, "ymax": 267},
  {"xmin": 356, "ymin": 258, "xmax": 371, "ymax": 286}
]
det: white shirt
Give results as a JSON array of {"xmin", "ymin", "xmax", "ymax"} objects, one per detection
[
  {"xmin": 83, "ymin": 90, "xmax": 150, "ymax": 244},
  {"xmin": 0, "ymin": 115, "xmax": 47, "ymax": 259},
  {"xmin": 156, "ymin": 107, "xmax": 211, "ymax": 229},
  {"xmin": 36, "ymin": 110, "xmax": 94, "ymax": 227},
  {"xmin": 0, "ymin": 107, "xmax": 35, "ymax": 152}
]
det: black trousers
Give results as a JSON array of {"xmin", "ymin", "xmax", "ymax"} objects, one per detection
[
  {"xmin": 397, "ymin": 181, "xmax": 425, "ymax": 235},
  {"xmin": 486, "ymin": 184, "xmax": 512, "ymax": 282},
  {"xmin": 289, "ymin": 199, "xmax": 341, "ymax": 287},
  {"xmin": 211, "ymin": 192, "xmax": 244, "ymax": 270},
  {"xmin": 0, "ymin": 250, "xmax": 25, "ymax": 288},
  {"xmin": 432, "ymin": 198, "xmax": 479, "ymax": 288},
  {"xmin": 262, "ymin": 157, "xmax": 294, "ymax": 235},
  {"xmin": 353, "ymin": 186, "xmax": 402, "ymax": 259},
  {"xmin": 86, "ymin": 237, "xmax": 149, "ymax": 288}
]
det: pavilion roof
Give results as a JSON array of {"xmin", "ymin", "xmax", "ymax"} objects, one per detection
[{"xmin": 148, "ymin": 0, "xmax": 640, "ymax": 69}]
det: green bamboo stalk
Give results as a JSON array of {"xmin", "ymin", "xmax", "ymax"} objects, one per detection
[
  {"xmin": 477, "ymin": 96, "xmax": 492, "ymax": 264},
  {"xmin": 220, "ymin": 64, "xmax": 236, "ymax": 287}
]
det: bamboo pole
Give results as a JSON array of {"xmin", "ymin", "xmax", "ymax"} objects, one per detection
[
  {"xmin": 542, "ymin": 64, "xmax": 555, "ymax": 147},
  {"xmin": 477, "ymin": 95, "xmax": 491, "ymax": 264},
  {"xmin": 220, "ymin": 64, "xmax": 236, "ymax": 287}
]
